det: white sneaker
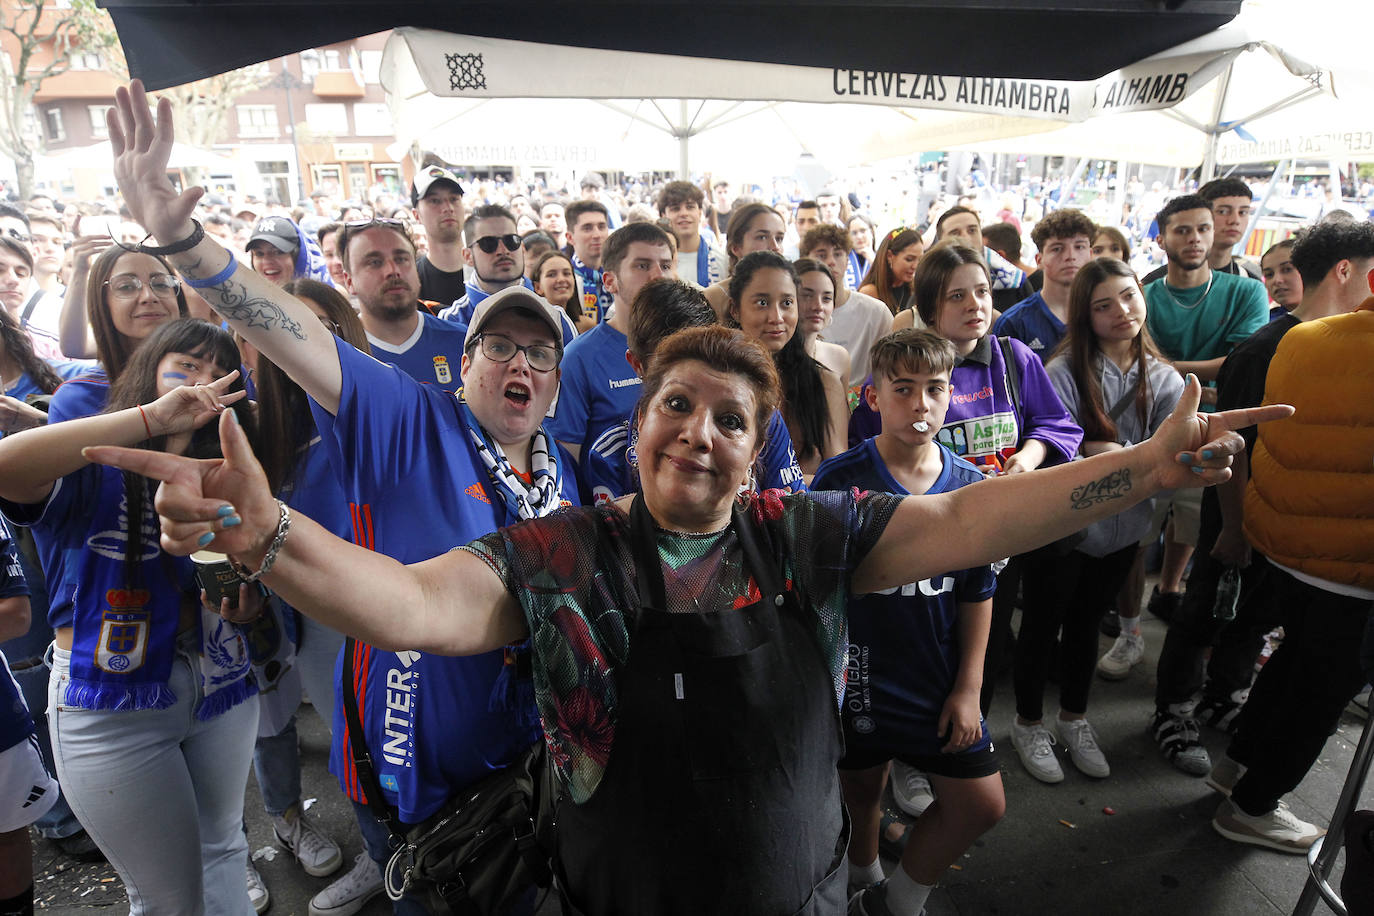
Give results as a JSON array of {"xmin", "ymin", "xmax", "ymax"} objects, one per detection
[
  {"xmin": 272, "ymin": 809, "xmax": 343, "ymax": 878},
  {"xmin": 247, "ymin": 861, "xmax": 270, "ymax": 914},
  {"xmin": 1055, "ymin": 717, "xmax": 1110, "ymax": 778},
  {"xmin": 309, "ymin": 852, "xmax": 384, "ymax": 916},
  {"xmin": 1011, "ymin": 718, "xmax": 1064, "ymax": 784},
  {"xmin": 890, "ymin": 761, "xmax": 935, "ymax": 817},
  {"xmin": 1212, "ymin": 798, "xmax": 1324, "ymax": 854},
  {"xmin": 1097, "ymin": 633, "xmax": 1144, "ymax": 680}
]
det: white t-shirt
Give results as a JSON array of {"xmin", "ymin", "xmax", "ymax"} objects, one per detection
[{"xmin": 825, "ymin": 289, "xmax": 895, "ymax": 389}]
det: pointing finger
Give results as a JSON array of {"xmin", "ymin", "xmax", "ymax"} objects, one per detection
[{"xmin": 84, "ymin": 444, "xmax": 191, "ymax": 482}]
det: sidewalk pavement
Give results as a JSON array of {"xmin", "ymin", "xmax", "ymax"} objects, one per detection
[{"xmin": 31, "ymin": 610, "xmax": 1372, "ymax": 914}]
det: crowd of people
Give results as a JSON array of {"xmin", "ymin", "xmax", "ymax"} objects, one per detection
[{"xmin": 0, "ymin": 80, "xmax": 1366, "ymax": 916}]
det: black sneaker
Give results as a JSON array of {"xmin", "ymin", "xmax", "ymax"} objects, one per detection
[
  {"xmin": 1195, "ymin": 696, "xmax": 1244, "ymax": 734},
  {"xmin": 1150, "ymin": 707, "xmax": 1211, "ymax": 775},
  {"xmin": 1146, "ymin": 586, "xmax": 1182, "ymax": 623},
  {"xmin": 54, "ymin": 829, "xmax": 107, "ymax": 863}
]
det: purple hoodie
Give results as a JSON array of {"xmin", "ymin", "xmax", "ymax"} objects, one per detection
[{"xmin": 848, "ymin": 335, "xmax": 1082, "ymax": 474}]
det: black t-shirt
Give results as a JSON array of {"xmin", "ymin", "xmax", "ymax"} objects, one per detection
[
  {"xmin": 416, "ymin": 256, "xmax": 466, "ymax": 307},
  {"xmin": 1197, "ymin": 312, "xmax": 1299, "ymax": 543},
  {"xmin": 1216, "ymin": 312, "xmax": 1300, "ymax": 455},
  {"xmin": 1141, "ymin": 257, "xmax": 1262, "ymax": 286}
]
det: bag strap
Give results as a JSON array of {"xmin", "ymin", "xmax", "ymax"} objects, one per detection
[
  {"xmin": 341, "ymin": 636, "xmax": 408, "ymax": 844},
  {"xmin": 997, "ymin": 336, "xmax": 1022, "ymax": 418},
  {"xmin": 20, "ymin": 288, "xmax": 42, "ymax": 326},
  {"xmin": 1106, "ymin": 375, "xmax": 1144, "ymax": 423}
]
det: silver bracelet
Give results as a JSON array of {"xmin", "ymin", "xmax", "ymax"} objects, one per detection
[{"xmin": 229, "ymin": 500, "xmax": 291, "ymax": 583}]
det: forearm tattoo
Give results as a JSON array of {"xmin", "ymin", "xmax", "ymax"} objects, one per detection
[
  {"xmin": 1069, "ymin": 469, "xmax": 1131, "ymax": 510},
  {"xmin": 214, "ymin": 281, "xmax": 307, "ymax": 338},
  {"xmin": 176, "ymin": 253, "xmax": 306, "ymax": 340}
]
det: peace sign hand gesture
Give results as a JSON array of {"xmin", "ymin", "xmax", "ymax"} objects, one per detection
[{"xmin": 84, "ymin": 408, "xmax": 278, "ymax": 561}]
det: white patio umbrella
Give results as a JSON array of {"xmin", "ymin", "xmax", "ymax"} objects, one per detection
[
  {"xmin": 943, "ymin": 0, "xmax": 1374, "ymax": 172},
  {"xmin": 377, "ymin": 19, "xmax": 1260, "ymax": 177},
  {"xmin": 45, "ymin": 140, "xmax": 232, "ymax": 170},
  {"xmin": 378, "ymin": 0, "xmax": 1367, "ymax": 178}
]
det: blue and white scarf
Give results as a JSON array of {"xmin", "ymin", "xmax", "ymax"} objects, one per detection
[
  {"xmin": 459, "ymin": 401, "xmax": 563, "ymax": 522},
  {"xmin": 62, "ymin": 467, "xmax": 254, "ymax": 720}
]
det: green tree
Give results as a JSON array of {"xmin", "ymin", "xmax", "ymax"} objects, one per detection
[{"xmin": 0, "ymin": 0, "xmax": 117, "ymax": 198}]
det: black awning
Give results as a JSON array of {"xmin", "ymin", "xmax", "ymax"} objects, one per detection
[{"xmin": 99, "ymin": 0, "xmax": 1241, "ymax": 91}]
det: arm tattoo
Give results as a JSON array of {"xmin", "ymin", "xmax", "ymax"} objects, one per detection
[
  {"xmin": 1069, "ymin": 469, "xmax": 1131, "ymax": 510},
  {"xmin": 210, "ymin": 280, "xmax": 306, "ymax": 340}
]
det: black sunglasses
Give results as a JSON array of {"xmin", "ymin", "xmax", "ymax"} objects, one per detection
[
  {"xmin": 472, "ymin": 234, "xmax": 522, "ymax": 255},
  {"xmin": 3, "ymin": 227, "xmax": 30, "ymax": 244}
]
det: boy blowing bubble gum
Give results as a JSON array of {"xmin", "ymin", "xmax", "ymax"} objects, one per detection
[{"xmin": 812, "ymin": 329, "xmax": 1005, "ymax": 916}]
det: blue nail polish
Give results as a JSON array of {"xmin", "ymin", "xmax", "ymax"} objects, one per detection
[
  {"xmin": 229, "ymin": 409, "xmax": 239, "ymax": 425},
  {"xmin": 216, "ymin": 505, "xmax": 234, "ymax": 518},
  {"xmin": 222, "ymin": 516, "xmax": 241, "ymax": 528},
  {"xmin": 1192, "ymin": 466, "xmax": 1205, "ymax": 475},
  {"xmin": 1178, "ymin": 453, "xmax": 1193, "ymax": 464},
  {"xmin": 197, "ymin": 531, "xmax": 215, "ymax": 546}
]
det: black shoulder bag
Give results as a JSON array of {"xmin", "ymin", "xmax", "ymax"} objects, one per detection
[{"xmin": 340, "ymin": 637, "xmax": 555, "ymax": 915}]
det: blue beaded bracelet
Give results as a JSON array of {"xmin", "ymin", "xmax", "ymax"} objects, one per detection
[{"xmin": 184, "ymin": 252, "xmax": 238, "ymax": 290}]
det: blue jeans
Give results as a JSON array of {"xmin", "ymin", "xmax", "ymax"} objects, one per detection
[
  {"xmin": 253, "ymin": 613, "xmax": 345, "ymax": 816},
  {"xmin": 49, "ymin": 638, "xmax": 259, "ymax": 916}
]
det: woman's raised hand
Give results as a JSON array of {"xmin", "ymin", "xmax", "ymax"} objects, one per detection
[
  {"xmin": 142, "ymin": 370, "xmax": 246, "ymax": 438},
  {"xmin": 84, "ymin": 408, "xmax": 278, "ymax": 560},
  {"xmin": 1145, "ymin": 375, "xmax": 1292, "ymax": 492},
  {"xmin": 108, "ymin": 81, "xmax": 204, "ymax": 244}
]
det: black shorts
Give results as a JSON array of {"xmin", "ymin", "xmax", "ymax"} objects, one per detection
[{"xmin": 838, "ymin": 743, "xmax": 1001, "ymax": 780}]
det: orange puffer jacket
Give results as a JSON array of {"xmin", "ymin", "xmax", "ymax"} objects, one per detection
[{"xmin": 1245, "ymin": 302, "xmax": 1374, "ymax": 590}]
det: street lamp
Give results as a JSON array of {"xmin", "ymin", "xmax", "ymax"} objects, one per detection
[{"xmin": 269, "ymin": 54, "xmax": 312, "ymax": 203}]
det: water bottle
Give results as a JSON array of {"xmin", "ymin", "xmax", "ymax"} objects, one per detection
[{"xmin": 1212, "ymin": 566, "xmax": 1241, "ymax": 622}]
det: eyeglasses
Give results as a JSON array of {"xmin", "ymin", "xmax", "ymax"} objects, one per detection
[
  {"xmin": 470, "ymin": 332, "xmax": 559, "ymax": 372},
  {"xmin": 104, "ymin": 274, "xmax": 181, "ymax": 299},
  {"xmin": 337, "ymin": 218, "xmax": 412, "ymax": 250},
  {"xmin": 3, "ymin": 227, "xmax": 30, "ymax": 244},
  {"xmin": 472, "ymin": 234, "xmax": 522, "ymax": 255}
]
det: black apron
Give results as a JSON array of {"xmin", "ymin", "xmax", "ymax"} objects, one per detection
[{"xmin": 555, "ymin": 496, "xmax": 849, "ymax": 915}]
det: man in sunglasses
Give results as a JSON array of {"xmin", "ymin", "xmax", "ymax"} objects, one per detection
[
  {"xmin": 440, "ymin": 207, "xmax": 579, "ymax": 345},
  {"xmin": 438, "ymin": 205, "xmax": 531, "ymax": 326},
  {"xmin": 340, "ymin": 218, "xmax": 468, "ymax": 394}
]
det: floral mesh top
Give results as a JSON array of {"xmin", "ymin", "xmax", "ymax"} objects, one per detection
[{"xmin": 459, "ymin": 488, "xmax": 900, "ymax": 803}]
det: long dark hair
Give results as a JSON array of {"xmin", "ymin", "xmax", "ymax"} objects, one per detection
[
  {"xmin": 254, "ymin": 279, "xmax": 371, "ymax": 495},
  {"xmin": 104, "ymin": 319, "xmax": 250, "ymax": 586},
  {"xmin": 726, "ymin": 251, "xmax": 830, "ymax": 463},
  {"xmin": 87, "ymin": 246, "xmax": 189, "ymax": 383},
  {"xmin": 1052, "ymin": 257, "xmax": 1166, "ymax": 442},
  {"xmin": 531, "ymin": 250, "xmax": 582, "ymax": 322},
  {"xmin": 861, "ymin": 227, "xmax": 923, "ymax": 315},
  {"xmin": 0, "ymin": 305, "xmax": 62, "ymax": 394},
  {"xmin": 724, "ymin": 203, "xmax": 784, "ymax": 272}
]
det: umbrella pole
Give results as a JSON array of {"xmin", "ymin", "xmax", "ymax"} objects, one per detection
[{"xmin": 678, "ymin": 100, "xmax": 690, "ymax": 179}]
